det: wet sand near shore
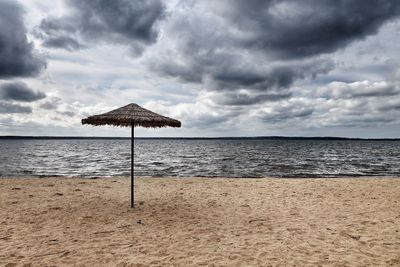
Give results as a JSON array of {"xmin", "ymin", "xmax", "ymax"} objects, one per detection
[{"xmin": 0, "ymin": 177, "xmax": 399, "ymax": 266}]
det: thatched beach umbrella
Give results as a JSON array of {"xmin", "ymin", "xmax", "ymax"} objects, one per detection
[{"xmin": 82, "ymin": 103, "xmax": 181, "ymax": 207}]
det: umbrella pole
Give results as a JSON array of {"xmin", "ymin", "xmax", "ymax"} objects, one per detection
[{"xmin": 131, "ymin": 124, "xmax": 134, "ymax": 208}]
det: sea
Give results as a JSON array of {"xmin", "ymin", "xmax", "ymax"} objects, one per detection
[{"xmin": 0, "ymin": 138, "xmax": 399, "ymax": 178}]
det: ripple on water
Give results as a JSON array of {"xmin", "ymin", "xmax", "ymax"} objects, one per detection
[{"xmin": 0, "ymin": 139, "xmax": 399, "ymax": 178}]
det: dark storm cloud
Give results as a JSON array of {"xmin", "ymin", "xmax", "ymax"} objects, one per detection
[
  {"xmin": 37, "ymin": 0, "xmax": 165, "ymax": 54},
  {"xmin": 260, "ymin": 105, "xmax": 314, "ymax": 124},
  {"xmin": 378, "ymin": 102, "xmax": 400, "ymax": 112},
  {"xmin": 42, "ymin": 35, "xmax": 83, "ymax": 51},
  {"xmin": 0, "ymin": 102, "xmax": 32, "ymax": 113},
  {"xmin": 213, "ymin": 92, "xmax": 292, "ymax": 106},
  {"xmin": 152, "ymin": 48, "xmax": 334, "ymax": 92},
  {"xmin": 0, "ymin": 0, "xmax": 46, "ymax": 78},
  {"xmin": 221, "ymin": 0, "xmax": 400, "ymax": 58},
  {"xmin": 0, "ymin": 82, "xmax": 46, "ymax": 102},
  {"xmin": 151, "ymin": 0, "xmax": 400, "ymax": 103},
  {"xmin": 210, "ymin": 60, "xmax": 334, "ymax": 91}
]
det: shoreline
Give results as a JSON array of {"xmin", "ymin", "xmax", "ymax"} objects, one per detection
[{"xmin": 1, "ymin": 176, "xmax": 399, "ymax": 266}]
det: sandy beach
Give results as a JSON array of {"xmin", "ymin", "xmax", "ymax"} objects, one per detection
[{"xmin": 0, "ymin": 177, "xmax": 399, "ymax": 266}]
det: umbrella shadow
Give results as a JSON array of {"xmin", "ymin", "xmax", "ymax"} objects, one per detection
[{"xmin": 124, "ymin": 194, "xmax": 223, "ymax": 228}]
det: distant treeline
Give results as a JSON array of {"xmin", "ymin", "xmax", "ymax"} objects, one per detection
[{"xmin": 0, "ymin": 136, "xmax": 399, "ymax": 141}]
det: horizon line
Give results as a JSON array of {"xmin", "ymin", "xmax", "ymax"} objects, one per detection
[{"xmin": 0, "ymin": 135, "xmax": 399, "ymax": 141}]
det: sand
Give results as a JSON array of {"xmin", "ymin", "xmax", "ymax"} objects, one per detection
[{"xmin": 0, "ymin": 177, "xmax": 399, "ymax": 266}]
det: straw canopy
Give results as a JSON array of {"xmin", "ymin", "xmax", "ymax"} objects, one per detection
[{"xmin": 81, "ymin": 103, "xmax": 181, "ymax": 128}]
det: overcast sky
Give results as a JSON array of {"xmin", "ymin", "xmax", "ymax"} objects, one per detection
[{"xmin": 1, "ymin": 0, "xmax": 400, "ymax": 137}]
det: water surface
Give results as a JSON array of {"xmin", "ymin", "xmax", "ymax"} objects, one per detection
[{"xmin": 0, "ymin": 139, "xmax": 399, "ymax": 178}]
